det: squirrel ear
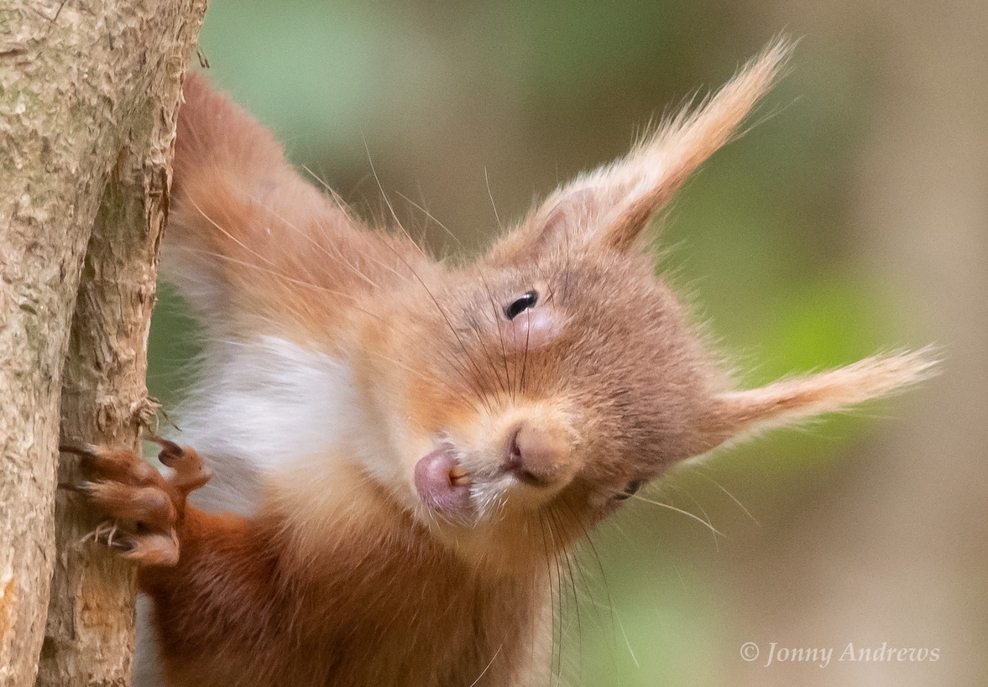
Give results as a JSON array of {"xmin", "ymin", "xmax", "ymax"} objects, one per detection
[
  {"xmin": 694, "ymin": 351, "xmax": 938, "ymax": 455},
  {"xmin": 489, "ymin": 39, "xmax": 792, "ymax": 263}
]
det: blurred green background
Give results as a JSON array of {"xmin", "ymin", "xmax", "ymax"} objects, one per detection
[{"xmin": 148, "ymin": 2, "xmax": 987, "ymax": 685}]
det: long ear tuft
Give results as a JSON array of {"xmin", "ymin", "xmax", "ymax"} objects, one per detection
[
  {"xmin": 601, "ymin": 38, "xmax": 793, "ymax": 249},
  {"xmin": 699, "ymin": 349, "xmax": 939, "ymax": 453},
  {"xmin": 491, "ymin": 38, "xmax": 793, "ymax": 262}
]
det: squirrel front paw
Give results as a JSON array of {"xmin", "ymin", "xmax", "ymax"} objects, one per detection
[{"xmin": 60, "ymin": 436, "xmax": 211, "ymax": 567}]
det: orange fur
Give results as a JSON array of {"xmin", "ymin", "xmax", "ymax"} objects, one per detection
[
  {"xmin": 139, "ymin": 496, "xmax": 551, "ymax": 686},
  {"xmin": 75, "ymin": 39, "xmax": 933, "ymax": 686}
]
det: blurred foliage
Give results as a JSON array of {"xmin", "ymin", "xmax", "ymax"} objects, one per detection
[{"xmin": 148, "ymin": 2, "xmax": 922, "ymax": 684}]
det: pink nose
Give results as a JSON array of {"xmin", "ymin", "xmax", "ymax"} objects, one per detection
[
  {"xmin": 415, "ymin": 444, "xmax": 472, "ymax": 515},
  {"xmin": 503, "ymin": 423, "xmax": 568, "ymax": 487}
]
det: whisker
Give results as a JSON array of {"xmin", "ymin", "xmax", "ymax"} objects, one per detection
[
  {"xmin": 435, "ymin": 347, "xmax": 496, "ymax": 417},
  {"xmin": 466, "ymin": 644, "xmax": 503, "ymax": 687},
  {"xmin": 172, "ymin": 213, "xmax": 344, "ymax": 303},
  {"xmin": 616, "ymin": 614, "xmax": 641, "ymax": 670},
  {"xmin": 229, "ymin": 170, "xmax": 387, "ymax": 291},
  {"xmin": 362, "ymin": 349, "xmax": 481, "ymax": 412},
  {"xmin": 280, "ymin": 172, "xmax": 421, "ymax": 290},
  {"xmin": 181, "ymin": 248, "xmax": 362, "ymax": 304},
  {"xmin": 558, "ymin": 497, "xmax": 614, "ymax": 639},
  {"xmin": 188, "ymin": 197, "xmax": 286, "ymax": 273},
  {"xmin": 670, "ymin": 483, "xmax": 719, "ymax": 551},
  {"xmin": 627, "ymin": 492, "xmax": 725, "ymax": 538},
  {"xmin": 477, "ymin": 270, "xmax": 512, "ymax": 399},
  {"xmin": 484, "ymin": 166, "xmax": 503, "ymax": 232},
  {"xmin": 350, "ymin": 143, "xmax": 494, "ymax": 414},
  {"xmin": 300, "ymin": 164, "xmax": 348, "ymax": 206},
  {"xmin": 549, "ymin": 517, "xmax": 567, "ymax": 687},
  {"xmin": 694, "ymin": 470, "xmax": 760, "ymax": 527},
  {"xmin": 537, "ymin": 510, "xmax": 564, "ymax": 685},
  {"xmin": 406, "ymin": 269, "xmax": 494, "ymax": 413},
  {"xmin": 267, "ymin": 207, "xmax": 382, "ymax": 291},
  {"xmin": 545, "ymin": 505, "xmax": 582, "ymax": 672},
  {"xmin": 395, "ymin": 190, "xmax": 462, "ymax": 251},
  {"xmin": 362, "ymin": 137, "xmax": 424, "ymax": 257}
]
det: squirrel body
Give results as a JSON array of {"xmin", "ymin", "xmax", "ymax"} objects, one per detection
[{"xmin": 72, "ymin": 41, "xmax": 932, "ymax": 687}]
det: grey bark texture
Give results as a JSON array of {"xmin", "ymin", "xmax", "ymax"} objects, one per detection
[{"xmin": 0, "ymin": 1, "xmax": 207, "ymax": 685}]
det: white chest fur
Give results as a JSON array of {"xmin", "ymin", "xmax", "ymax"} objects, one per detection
[{"xmin": 170, "ymin": 335, "xmax": 358, "ymax": 514}]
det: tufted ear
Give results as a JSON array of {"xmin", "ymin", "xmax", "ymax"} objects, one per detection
[
  {"xmin": 489, "ymin": 39, "xmax": 793, "ymax": 263},
  {"xmin": 694, "ymin": 350, "xmax": 938, "ymax": 455}
]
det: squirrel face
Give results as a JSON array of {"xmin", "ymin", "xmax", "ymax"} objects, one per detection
[
  {"xmin": 358, "ymin": 213, "xmax": 724, "ymax": 571},
  {"xmin": 356, "ymin": 239, "xmax": 714, "ymax": 564}
]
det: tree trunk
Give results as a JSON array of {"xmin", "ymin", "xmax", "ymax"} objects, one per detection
[{"xmin": 0, "ymin": 1, "xmax": 206, "ymax": 685}]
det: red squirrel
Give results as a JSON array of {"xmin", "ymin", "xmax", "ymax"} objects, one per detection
[{"xmin": 68, "ymin": 41, "xmax": 932, "ymax": 687}]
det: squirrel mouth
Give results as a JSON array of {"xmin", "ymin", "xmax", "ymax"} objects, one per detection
[{"xmin": 414, "ymin": 444, "xmax": 473, "ymax": 516}]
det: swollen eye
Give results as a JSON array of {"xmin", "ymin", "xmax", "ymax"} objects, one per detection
[
  {"xmin": 613, "ymin": 479, "xmax": 643, "ymax": 501},
  {"xmin": 504, "ymin": 290, "xmax": 538, "ymax": 320}
]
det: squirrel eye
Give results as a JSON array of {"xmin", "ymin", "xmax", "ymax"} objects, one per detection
[
  {"xmin": 504, "ymin": 290, "xmax": 538, "ymax": 320},
  {"xmin": 613, "ymin": 479, "xmax": 643, "ymax": 501}
]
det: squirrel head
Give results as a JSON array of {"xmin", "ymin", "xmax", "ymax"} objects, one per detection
[{"xmin": 345, "ymin": 40, "xmax": 933, "ymax": 573}]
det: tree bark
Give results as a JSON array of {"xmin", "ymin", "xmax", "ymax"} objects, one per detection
[{"xmin": 0, "ymin": 1, "xmax": 206, "ymax": 685}]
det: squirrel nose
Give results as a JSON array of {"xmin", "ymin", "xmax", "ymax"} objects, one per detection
[{"xmin": 503, "ymin": 422, "xmax": 569, "ymax": 487}]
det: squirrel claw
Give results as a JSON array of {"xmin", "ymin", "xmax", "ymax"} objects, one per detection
[
  {"xmin": 58, "ymin": 444, "xmax": 101, "ymax": 460},
  {"xmin": 61, "ymin": 439, "xmax": 209, "ymax": 567}
]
